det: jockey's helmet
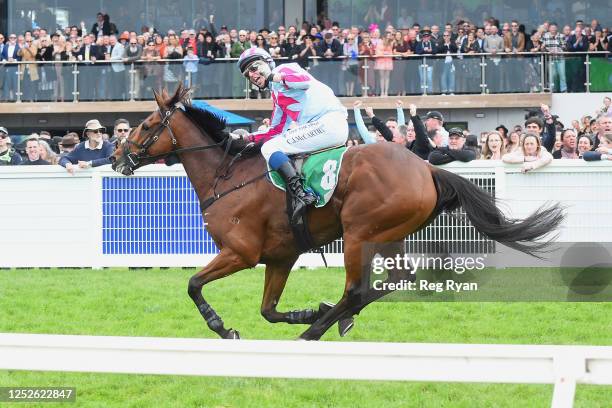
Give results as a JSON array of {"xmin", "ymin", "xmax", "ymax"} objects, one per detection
[{"xmin": 237, "ymin": 48, "xmax": 275, "ymax": 77}]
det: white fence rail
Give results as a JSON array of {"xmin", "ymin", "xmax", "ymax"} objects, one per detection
[
  {"xmin": 1, "ymin": 161, "xmax": 611, "ymax": 268},
  {"xmin": 1, "ymin": 333, "xmax": 611, "ymax": 408}
]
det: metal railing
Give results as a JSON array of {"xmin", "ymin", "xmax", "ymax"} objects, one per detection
[{"xmin": 0, "ymin": 51, "xmax": 608, "ymax": 103}]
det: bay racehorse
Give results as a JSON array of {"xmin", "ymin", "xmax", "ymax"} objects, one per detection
[{"xmin": 111, "ymin": 85, "xmax": 564, "ymax": 340}]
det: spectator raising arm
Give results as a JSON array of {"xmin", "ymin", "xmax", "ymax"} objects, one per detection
[
  {"xmin": 396, "ymin": 100, "xmax": 406, "ymax": 126},
  {"xmin": 539, "ymin": 104, "xmax": 558, "ymax": 152},
  {"xmin": 353, "ymin": 101, "xmax": 376, "ymax": 144},
  {"xmin": 408, "ymin": 104, "xmax": 434, "ymax": 160},
  {"xmin": 364, "ymin": 105, "xmax": 393, "ymax": 142}
]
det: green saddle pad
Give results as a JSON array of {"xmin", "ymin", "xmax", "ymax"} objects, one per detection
[{"xmin": 268, "ymin": 147, "xmax": 348, "ymax": 208}]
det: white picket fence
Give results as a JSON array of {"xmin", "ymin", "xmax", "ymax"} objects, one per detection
[{"xmin": 1, "ymin": 333, "xmax": 611, "ymax": 407}]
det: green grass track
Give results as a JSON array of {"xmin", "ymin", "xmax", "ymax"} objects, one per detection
[{"xmin": 1, "ymin": 268, "xmax": 611, "ymax": 407}]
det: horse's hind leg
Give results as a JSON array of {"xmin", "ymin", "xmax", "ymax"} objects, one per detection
[
  {"xmin": 260, "ymin": 261, "xmax": 342, "ymax": 325},
  {"xmin": 297, "ymin": 238, "xmax": 366, "ymax": 340},
  {"xmin": 188, "ymin": 248, "xmax": 251, "ymax": 339},
  {"xmin": 298, "ymin": 239, "xmax": 408, "ymax": 340}
]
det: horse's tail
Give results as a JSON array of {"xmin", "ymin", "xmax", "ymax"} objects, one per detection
[{"xmin": 429, "ymin": 166, "xmax": 564, "ymax": 258}]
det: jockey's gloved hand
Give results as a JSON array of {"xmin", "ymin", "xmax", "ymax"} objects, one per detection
[{"xmin": 229, "ymin": 128, "xmax": 250, "ymax": 142}]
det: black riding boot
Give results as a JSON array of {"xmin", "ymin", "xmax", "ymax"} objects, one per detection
[{"xmin": 277, "ymin": 161, "xmax": 317, "ymax": 225}]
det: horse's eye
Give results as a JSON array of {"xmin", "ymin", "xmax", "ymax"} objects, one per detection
[{"xmin": 142, "ymin": 123, "xmax": 149, "ymax": 131}]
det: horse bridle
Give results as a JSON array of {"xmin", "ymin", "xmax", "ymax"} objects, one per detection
[
  {"xmin": 120, "ymin": 101, "xmax": 268, "ymax": 210},
  {"xmin": 123, "ymin": 102, "xmax": 184, "ymax": 169}
]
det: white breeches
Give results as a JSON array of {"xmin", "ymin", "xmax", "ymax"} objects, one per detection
[{"xmin": 261, "ymin": 111, "xmax": 349, "ymax": 161}]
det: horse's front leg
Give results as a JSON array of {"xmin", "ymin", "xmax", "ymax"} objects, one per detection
[
  {"xmin": 260, "ymin": 261, "xmax": 338, "ymax": 325},
  {"xmin": 188, "ymin": 248, "xmax": 253, "ymax": 339}
]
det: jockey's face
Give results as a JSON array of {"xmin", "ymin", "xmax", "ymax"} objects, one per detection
[{"xmin": 247, "ymin": 68, "xmax": 267, "ymax": 88}]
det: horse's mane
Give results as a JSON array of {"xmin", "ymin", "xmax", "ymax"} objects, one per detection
[{"xmin": 167, "ymin": 85, "xmax": 259, "ymax": 157}]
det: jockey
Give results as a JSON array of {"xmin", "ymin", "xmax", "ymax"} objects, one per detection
[{"xmin": 233, "ymin": 48, "xmax": 348, "ymax": 224}]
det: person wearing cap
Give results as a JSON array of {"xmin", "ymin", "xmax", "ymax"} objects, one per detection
[
  {"xmin": 58, "ymin": 133, "xmax": 79, "ymax": 155},
  {"xmin": 428, "ymin": 127, "xmax": 477, "ymax": 165},
  {"xmin": 415, "ymin": 29, "xmax": 437, "ymax": 93},
  {"xmin": 424, "ymin": 110, "xmax": 449, "ymax": 147},
  {"xmin": 406, "ymin": 104, "xmax": 438, "ymax": 159},
  {"xmin": 0, "ymin": 127, "xmax": 22, "ymax": 165},
  {"xmin": 495, "ymin": 124, "xmax": 509, "ymax": 140},
  {"xmin": 59, "ymin": 119, "xmax": 114, "ymax": 174}
]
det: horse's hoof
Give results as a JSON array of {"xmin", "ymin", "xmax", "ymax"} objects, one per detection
[
  {"xmin": 338, "ymin": 317, "xmax": 354, "ymax": 337},
  {"xmin": 225, "ymin": 329, "xmax": 240, "ymax": 340},
  {"xmin": 297, "ymin": 335, "xmax": 319, "ymax": 341}
]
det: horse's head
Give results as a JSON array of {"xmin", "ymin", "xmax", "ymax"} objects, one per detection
[{"xmin": 111, "ymin": 85, "xmax": 190, "ymax": 175}]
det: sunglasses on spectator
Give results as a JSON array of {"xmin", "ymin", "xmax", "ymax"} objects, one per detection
[
  {"xmin": 88, "ymin": 129, "xmax": 103, "ymax": 133},
  {"xmin": 0, "ymin": 134, "xmax": 8, "ymax": 139},
  {"xmin": 116, "ymin": 128, "xmax": 130, "ymax": 133}
]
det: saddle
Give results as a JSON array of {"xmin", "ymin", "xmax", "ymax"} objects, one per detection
[{"xmin": 283, "ymin": 145, "xmax": 346, "ymax": 255}]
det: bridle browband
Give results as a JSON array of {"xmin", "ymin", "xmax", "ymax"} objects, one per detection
[{"xmin": 123, "ymin": 102, "xmax": 226, "ymax": 169}]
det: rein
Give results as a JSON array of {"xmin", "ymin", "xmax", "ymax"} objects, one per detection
[
  {"xmin": 124, "ymin": 101, "xmax": 270, "ymax": 210},
  {"xmin": 124, "ymin": 103, "xmax": 226, "ymax": 166},
  {"xmin": 203, "ymin": 138, "xmax": 270, "ymax": 210}
]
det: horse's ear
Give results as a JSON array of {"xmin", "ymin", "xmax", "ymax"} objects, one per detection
[
  {"xmin": 172, "ymin": 83, "xmax": 184, "ymax": 101},
  {"xmin": 153, "ymin": 89, "xmax": 165, "ymax": 110},
  {"xmin": 161, "ymin": 88, "xmax": 170, "ymax": 100}
]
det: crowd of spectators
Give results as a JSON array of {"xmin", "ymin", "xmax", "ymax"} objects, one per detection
[
  {"xmin": 0, "ymin": 118, "xmax": 129, "ymax": 171},
  {"xmin": 1, "ymin": 97, "xmax": 610, "ymax": 172},
  {"xmin": 0, "ymin": 11, "xmax": 609, "ymax": 100},
  {"xmin": 349, "ymin": 96, "xmax": 612, "ymax": 169}
]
